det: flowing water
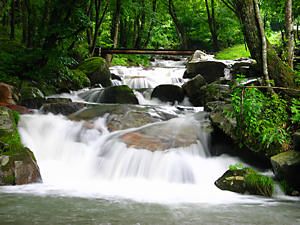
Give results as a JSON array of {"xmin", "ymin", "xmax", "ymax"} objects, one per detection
[{"xmin": 0, "ymin": 59, "xmax": 299, "ymax": 225}]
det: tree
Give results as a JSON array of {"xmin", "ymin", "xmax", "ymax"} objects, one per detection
[
  {"xmin": 285, "ymin": 0, "xmax": 294, "ymax": 69},
  {"xmin": 221, "ymin": 0, "xmax": 297, "ymax": 88},
  {"xmin": 205, "ymin": 0, "xmax": 219, "ymax": 51}
]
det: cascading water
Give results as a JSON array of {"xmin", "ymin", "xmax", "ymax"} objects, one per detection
[{"xmin": 1, "ymin": 59, "xmax": 300, "ymax": 225}]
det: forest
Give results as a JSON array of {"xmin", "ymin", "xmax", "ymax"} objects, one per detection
[{"xmin": 0, "ymin": 1, "xmax": 300, "ymax": 223}]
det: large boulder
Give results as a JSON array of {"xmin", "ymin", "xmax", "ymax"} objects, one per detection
[
  {"xmin": 182, "ymin": 75, "xmax": 207, "ymax": 106},
  {"xmin": 271, "ymin": 151, "xmax": 300, "ymax": 191},
  {"xmin": 69, "ymin": 104, "xmax": 179, "ymax": 131},
  {"xmin": 185, "ymin": 61, "xmax": 227, "ymax": 83},
  {"xmin": 0, "ymin": 148, "xmax": 41, "ymax": 185},
  {"xmin": 0, "ymin": 106, "xmax": 41, "ymax": 185},
  {"xmin": 118, "ymin": 113, "xmax": 210, "ymax": 152},
  {"xmin": 77, "ymin": 57, "xmax": 112, "ymax": 87},
  {"xmin": 215, "ymin": 168, "xmax": 274, "ymax": 197},
  {"xmin": 41, "ymin": 102, "xmax": 86, "ymax": 116},
  {"xmin": 0, "ymin": 82, "xmax": 18, "ymax": 104},
  {"xmin": 151, "ymin": 84, "xmax": 185, "ymax": 104},
  {"xmin": 100, "ymin": 85, "xmax": 138, "ymax": 104},
  {"xmin": 19, "ymin": 83, "xmax": 45, "ymax": 109}
]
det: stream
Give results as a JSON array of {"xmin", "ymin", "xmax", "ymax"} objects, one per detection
[{"xmin": 0, "ymin": 59, "xmax": 299, "ymax": 225}]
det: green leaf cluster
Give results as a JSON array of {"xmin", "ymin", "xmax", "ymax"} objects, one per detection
[{"xmin": 228, "ymin": 78, "xmax": 290, "ymax": 156}]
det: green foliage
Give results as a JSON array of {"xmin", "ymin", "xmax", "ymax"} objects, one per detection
[
  {"xmin": 245, "ymin": 173, "xmax": 274, "ymax": 197},
  {"xmin": 279, "ymin": 179, "xmax": 294, "ymax": 195},
  {"xmin": 111, "ymin": 55, "xmax": 151, "ymax": 67},
  {"xmin": 215, "ymin": 44, "xmax": 251, "ymax": 60},
  {"xmin": 227, "ymin": 77, "xmax": 290, "ymax": 156},
  {"xmin": 229, "ymin": 163, "xmax": 245, "ymax": 171},
  {"xmin": 291, "ymin": 98, "xmax": 300, "ymax": 125}
]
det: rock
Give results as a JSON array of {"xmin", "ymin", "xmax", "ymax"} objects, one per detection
[
  {"xmin": 185, "ymin": 61, "xmax": 227, "ymax": 83},
  {"xmin": 151, "ymin": 84, "xmax": 185, "ymax": 104},
  {"xmin": 201, "ymin": 83, "xmax": 231, "ymax": 105},
  {"xmin": 69, "ymin": 104, "xmax": 179, "ymax": 131},
  {"xmin": 182, "ymin": 75, "xmax": 207, "ymax": 106},
  {"xmin": 99, "ymin": 85, "xmax": 138, "ymax": 104},
  {"xmin": 271, "ymin": 151, "xmax": 300, "ymax": 190},
  {"xmin": 118, "ymin": 114, "xmax": 209, "ymax": 152},
  {"xmin": 77, "ymin": 57, "xmax": 112, "ymax": 87},
  {"xmin": 111, "ymin": 73, "xmax": 122, "ymax": 81},
  {"xmin": 0, "ymin": 82, "xmax": 18, "ymax": 104},
  {"xmin": 208, "ymin": 101, "xmax": 237, "ymax": 141},
  {"xmin": 0, "ymin": 107, "xmax": 41, "ymax": 185},
  {"xmin": 0, "ymin": 103, "xmax": 31, "ymax": 114},
  {"xmin": 0, "ymin": 148, "xmax": 42, "ymax": 185},
  {"xmin": 293, "ymin": 131, "xmax": 300, "ymax": 152},
  {"xmin": 20, "ymin": 84, "xmax": 45, "ymax": 109},
  {"xmin": 0, "ymin": 106, "xmax": 15, "ymax": 135},
  {"xmin": 215, "ymin": 168, "xmax": 274, "ymax": 197},
  {"xmin": 231, "ymin": 59, "xmax": 257, "ymax": 77},
  {"xmin": 190, "ymin": 50, "xmax": 215, "ymax": 62},
  {"xmin": 41, "ymin": 102, "xmax": 86, "ymax": 116}
]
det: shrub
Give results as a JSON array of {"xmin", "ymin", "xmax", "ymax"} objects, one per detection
[{"xmin": 227, "ymin": 77, "xmax": 291, "ymax": 156}]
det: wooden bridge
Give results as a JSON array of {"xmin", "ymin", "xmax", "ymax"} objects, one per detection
[{"xmin": 94, "ymin": 48, "xmax": 195, "ymax": 57}]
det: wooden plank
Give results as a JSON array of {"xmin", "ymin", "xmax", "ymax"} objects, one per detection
[{"xmin": 97, "ymin": 48, "xmax": 194, "ymax": 56}]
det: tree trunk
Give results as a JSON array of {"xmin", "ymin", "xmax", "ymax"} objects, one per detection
[
  {"xmin": 144, "ymin": 0, "xmax": 157, "ymax": 48},
  {"xmin": 205, "ymin": 0, "xmax": 219, "ymax": 51},
  {"xmin": 285, "ymin": 0, "xmax": 294, "ymax": 69},
  {"xmin": 233, "ymin": 0, "xmax": 296, "ymax": 88},
  {"xmin": 134, "ymin": 0, "xmax": 146, "ymax": 49},
  {"xmin": 10, "ymin": 0, "xmax": 15, "ymax": 40},
  {"xmin": 168, "ymin": 0, "xmax": 188, "ymax": 49}
]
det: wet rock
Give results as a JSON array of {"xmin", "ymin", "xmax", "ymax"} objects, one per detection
[
  {"xmin": 292, "ymin": 131, "xmax": 300, "ymax": 152},
  {"xmin": 20, "ymin": 84, "xmax": 45, "ymax": 109},
  {"xmin": 0, "ymin": 82, "xmax": 18, "ymax": 104},
  {"xmin": 119, "ymin": 114, "xmax": 210, "ymax": 152},
  {"xmin": 190, "ymin": 50, "xmax": 214, "ymax": 62},
  {"xmin": 0, "ymin": 106, "xmax": 42, "ymax": 185},
  {"xmin": 0, "ymin": 103, "xmax": 31, "ymax": 114},
  {"xmin": 185, "ymin": 61, "xmax": 227, "ymax": 83},
  {"xmin": 77, "ymin": 57, "xmax": 112, "ymax": 87},
  {"xmin": 215, "ymin": 168, "xmax": 274, "ymax": 197},
  {"xmin": 231, "ymin": 59, "xmax": 257, "ymax": 77},
  {"xmin": 69, "ymin": 104, "xmax": 179, "ymax": 131},
  {"xmin": 100, "ymin": 85, "xmax": 138, "ymax": 104},
  {"xmin": 182, "ymin": 75, "xmax": 207, "ymax": 106},
  {"xmin": 151, "ymin": 84, "xmax": 185, "ymax": 104},
  {"xmin": 41, "ymin": 102, "xmax": 85, "ymax": 116},
  {"xmin": 271, "ymin": 151, "xmax": 300, "ymax": 190},
  {"xmin": 111, "ymin": 73, "xmax": 122, "ymax": 81},
  {"xmin": 0, "ymin": 148, "xmax": 42, "ymax": 185},
  {"xmin": 0, "ymin": 106, "xmax": 15, "ymax": 135}
]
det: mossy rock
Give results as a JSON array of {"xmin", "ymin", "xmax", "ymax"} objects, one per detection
[
  {"xmin": 0, "ymin": 147, "xmax": 42, "ymax": 185},
  {"xmin": 99, "ymin": 85, "xmax": 138, "ymax": 104},
  {"xmin": 151, "ymin": 84, "xmax": 185, "ymax": 104},
  {"xmin": 71, "ymin": 69, "xmax": 91, "ymax": 88},
  {"xmin": 0, "ymin": 106, "xmax": 15, "ymax": 136},
  {"xmin": 215, "ymin": 167, "xmax": 274, "ymax": 197},
  {"xmin": 20, "ymin": 83, "xmax": 45, "ymax": 109},
  {"xmin": 77, "ymin": 57, "xmax": 111, "ymax": 87},
  {"xmin": 271, "ymin": 151, "xmax": 300, "ymax": 191}
]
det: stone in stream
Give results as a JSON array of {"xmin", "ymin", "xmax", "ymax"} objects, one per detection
[
  {"xmin": 99, "ymin": 85, "xmax": 139, "ymax": 104},
  {"xmin": 0, "ymin": 106, "xmax": 42, "ymax": 185},
  {"xmin": 215, "ymin": 168, "xmax": 274, "ymax": 197},
  {"xmin": 271, "ymin": 151, "xmax": 300, "ymax": 191},
  {"xmin": 19, "ymin": 82, "xmax": 45, "ymax": 109},
  {"xmin": 182, "ymin": 75, "xmax": 207, "ymax": 106},
  {"xmin": 77, "ymin": 57, "xmax": 112, "ymax": 87},
  {"xmin": 151, "ymin": 84, "xmax": 185, "ymax": 104},
  {"xmin": 69, "ymin": 104, "xmax": 179, "ymax": 132}
]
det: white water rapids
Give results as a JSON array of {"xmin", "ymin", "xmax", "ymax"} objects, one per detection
[{"xmin": 2, "ymin": 59, "xmax": 272, "ymax": 205}]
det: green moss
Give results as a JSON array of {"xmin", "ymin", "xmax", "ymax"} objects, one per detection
[
  {"xmin": 71, "ymin": 69, "xmax": 91, "ymax": 88},
  {"xmin": 245, "ymin": 173, "xmax": 274, "ymax": 197},
  {"xmin": 215, "ymin": 44, "xmax": 251, "ymax": 60},
  {"xmin": 78, "ymin": 57, "xmax": 107, "ymax": 74},
  {"xmin": 3, "ymin": 174, "xmax": 15, "ymax": 185}
]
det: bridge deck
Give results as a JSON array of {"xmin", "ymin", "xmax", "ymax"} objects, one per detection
[{"xmin": 95, "ymin": 48, "xmax": 194, "ymax": 56}]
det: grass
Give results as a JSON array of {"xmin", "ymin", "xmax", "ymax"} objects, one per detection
[
  {"xmin": 245, "ymin": 173, "xmax": 274, "ymax": 197},
  {"xmin": 215, "ymin": 44, "xmax": 251, "ymax": 60},
  {"xmin": 111, "ymin": 55, "xmax": 151, "ymax": 67}
]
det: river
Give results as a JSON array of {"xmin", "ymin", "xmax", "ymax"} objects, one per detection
[{"xmin": 0, "ymin": 59, "xmax": 299, "ymax": 225}]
